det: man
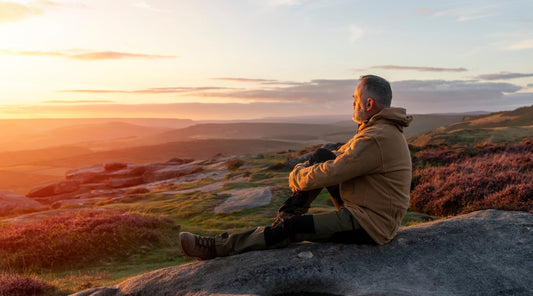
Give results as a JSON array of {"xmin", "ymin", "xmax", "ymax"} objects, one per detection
[{"xmin": 179, "ymin": 75, "xmax": 413, "ymax": 260}]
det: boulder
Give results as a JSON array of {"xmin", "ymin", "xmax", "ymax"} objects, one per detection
[
  {"xmin": 0, "ymin": 191, "xmax": 44, "ymax": 214},
  {"xmin": 142, "ymin": 164, "xmax": 203, "ymax": 183},
  {"xmin": 167, "ymin": 158, "xmax": 194, "ymax": 165},
  {"xmin": 214, "ymin": 187, "xmax": 273, "ymax": 213},
  {"xmin": 27, "ymin": 180, "xmax": 80, "ymax": 198},
  {"xmin": 104, "ymin": 162, "xmax": 128, "ymax": 171},
  {"xmin": 106, "ymin": 177, "xmax": 145, "ymax": 188},
  {"xmin": 66, "ymin": 164, "xmax": 106, "ymax": 183},
  {"xmin": 71, "ymin": 210, "xmax": 533, "ymax": 296},
  {"xmin": 66, "ymin": 164, "xmax": 146, "ymax": 184}
]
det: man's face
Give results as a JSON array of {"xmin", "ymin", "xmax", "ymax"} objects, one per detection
[{"xmin": 352, "ymin": 83, "xmax": 369, "ymax": 124}]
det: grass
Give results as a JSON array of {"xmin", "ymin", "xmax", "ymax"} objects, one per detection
[{"xmin": 0, "ymin": 209, "xmax": 180, "ymax": 272}]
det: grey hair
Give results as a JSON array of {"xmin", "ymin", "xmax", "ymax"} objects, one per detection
[{"xmin": 359, "ymin": 75, "xmax": 392, "ymax": 108}]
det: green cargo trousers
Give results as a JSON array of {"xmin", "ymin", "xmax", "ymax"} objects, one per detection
[
  {"xmin": 215, "ymin": 207, "xmax": 374, "ymax": 257},
  {"xmin": 214, "ymin": 148, "xmax": 375, "ymax": 257}
]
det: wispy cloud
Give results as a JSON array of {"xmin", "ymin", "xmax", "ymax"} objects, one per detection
[
  {"xmin": 475, "ymin": 72, "xmax": 533, "ymax": 80},
  {"xmin": 392, "ymin": 80, "xmax": 527, "ymax": 112},
  {"xmin": 0, "ymin": 49, "xmax": 178, "ymax": 60},
  {"xmin": 418, "ymin": 4, "xmax": 498, "ymax": 22},
  {"xmin": 349, "ymin": 24, "xmax": 364, "ymax": 44},
  {"xmin": 210, "ymin": 77, "xmax": 277, "ymax": 83},
  {"xmin": 267, "ymin": 0, "xmax": 303, "ymax": 7},
  {"xmin": 505, "ymin": 39, "xmax": 533, "ymax": 51},
  {"xmin": 133, "ymin": 1, "xmax": 167, "ymax": 13},
  {"xmin": 0, "ymin": 1, "xmax": 43, "ymax": 23},
  {"xmin": 190, "ymin": 79, "xmax": 356, "ymax": 103},
  {"xmin": 353, "ymin": 65, "xmax": 468, "ymax": 72},
  {"xmin": 0, "ymin": 0, "xmax": 77, "ymax": 23},
  {"xmin": 43, "ymin": 100, "xmax": 114, "ymax": 104},
  {"xmin": 210, "ymin": 77, "xmax": 302, "ymax": 86},
  {"xmin": 60, "ymin": 86, "xmax": 232, "ymax": 94}
]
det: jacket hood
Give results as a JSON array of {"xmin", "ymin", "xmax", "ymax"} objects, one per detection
[{"xmin": 360, "ymin": 107, "xmax": 412, "ymax": 132}]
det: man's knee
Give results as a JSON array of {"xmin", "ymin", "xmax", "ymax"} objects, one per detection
[
  {"xmin": 309, "ymin": 148, "xmax": 336, "ymax": 164},
  {"xmin": 264, "ymin": 215, "xmax": 315, "ymax": 247}
]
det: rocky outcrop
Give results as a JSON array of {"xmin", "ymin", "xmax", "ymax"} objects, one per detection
[
  {"xmin": 72, "ymin": 210, "xmax": 533, "ymax": 296},
  {"xmin": 25, "ymin": 160, "xmax": 207, "ymax": 205},
  {"xmin": 0, "ymin": 191, "xmax": 44, "ymax": 214}
]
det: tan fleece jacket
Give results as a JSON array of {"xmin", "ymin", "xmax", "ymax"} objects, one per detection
[{"xmin": 289, "ymin": 107, "xmax": 413, "ymax": 245}]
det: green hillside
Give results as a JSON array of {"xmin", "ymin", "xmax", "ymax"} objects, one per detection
[{"xmin": 409, "ymin": 105, "xmax": 533, "ymax": 146}]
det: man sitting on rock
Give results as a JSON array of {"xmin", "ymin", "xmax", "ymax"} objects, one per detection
[{"xmin": 179, "ymin": 75, "xmax": 413, "ymax": 260}]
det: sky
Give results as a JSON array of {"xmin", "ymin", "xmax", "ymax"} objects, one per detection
[{"xmin": 0, "ymin": 0, "xmax": 532, "ymax": 120}]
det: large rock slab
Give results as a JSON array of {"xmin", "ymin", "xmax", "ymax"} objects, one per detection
[
  {"xmin": 71, "ymin": 210, "xmax": 533, "ymax": 296},
  {"xmin": 214, "ymin": 186, "xmax": 273, "ymax": 213}
]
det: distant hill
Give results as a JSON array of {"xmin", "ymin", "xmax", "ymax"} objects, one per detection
[
  {"xmin": 409, "ymin": 105, "xmax": 533, "ymax": 146},
  {"xmin": 0, "ymin": 119, "xmax": 192, "ymax": 152}
]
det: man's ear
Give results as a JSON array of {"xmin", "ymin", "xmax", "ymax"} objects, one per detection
[{"xmin": 366, "ymin": 98, "xmax": 374, "ymax": 112}]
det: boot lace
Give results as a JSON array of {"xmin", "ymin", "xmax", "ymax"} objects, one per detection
[{"xmin": 195, "ymin": 235, "xmax": 216, "ymax": 258}]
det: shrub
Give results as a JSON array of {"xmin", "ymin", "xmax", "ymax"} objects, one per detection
[
  {"xmin": 227, "ymin": 159, "xmax": 244, "ymax": 171},
  {"xmin": 0, "ymin": 272, "xmax": 51, "ymax": 296},
  {"xmin": 410, "ymin": 140, "xmax": 533, "ymax": 216},
  {"xmin": 0, "ymin": 209, "xmax": 177, "ymax": 271}
]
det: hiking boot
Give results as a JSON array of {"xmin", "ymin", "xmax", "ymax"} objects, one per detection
[{"xmin": 179, "ymin": 232, "xmax": 217, "ymax": 260}]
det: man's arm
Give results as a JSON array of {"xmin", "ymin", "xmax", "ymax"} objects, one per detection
[{"xmin": 289, "ymin": 135, "xmax": 381, "ymax": 192}]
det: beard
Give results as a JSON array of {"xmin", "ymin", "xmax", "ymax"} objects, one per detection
[{"xmin": 352, "ymin": 109, "xmax": 365, "ymax": 124}]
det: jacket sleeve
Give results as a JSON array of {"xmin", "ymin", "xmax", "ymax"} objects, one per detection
[{"xmin": 289, "ymin": 135, "xmax": 382, "ymax": 191}]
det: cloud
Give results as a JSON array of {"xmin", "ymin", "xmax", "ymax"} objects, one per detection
[
  {"xmin": 0, "ymin": 0, "xmax": 72, "ymax": 23},
  {"xmin": 475, "ymin": 72, "xmax": 533, "ymax": 80},
  {"xmin": 189, "ymin": 79, "xmax": 356, "ymax": 103},
  {"xmin": 349, "ymin": 24, "xmax": 364, "ymax": 44},
  {"xmin": 211, "ymin": 77, "xmax": 278, "ymax": 83},
  {"xmin": 353, "ymin": 65, "xmax": 467, "ymax": 73},
  {"xmin": 419, "ymin": 4, "xmax": 499, "ymax": 22},
  {"xmin": 391, "ymin": 80, "xmax": 525, "ymax": 112},
  {"xmin": 133, "ymin": 1, "xmax": 167, "ymax": 13},
  {"xmin": 210, "ymin": 77, "xmax": 302, "ymax": 86},
  {"xmin": 0, "ymin": 1, "xmax": 43, "ymax": 23},
  {"xmin": 0, "ymin": 49, "xmax": 178, "ymax": 60},
  {"xmin": 47, "ymin": 79, "xmax": 530, "ymax": 117},
  {"xmin": 43, "ymin": 100, "xmax": 114, "ymax": 104},
  {"xmin": 60, "ymin": 86, "xmax": 232, "ymax": 94},
  {"xmin": 267, "ymin": 0, "xmax": 303, "ymax": 7},
  {"xmin": 505, "ymin": 39, "xmax": 533, "ymax": 51}
]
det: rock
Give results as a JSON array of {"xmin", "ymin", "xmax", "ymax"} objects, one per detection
[
  {"xmin": 250, "ymin": 154, "xmax": 265, "ymax": 159},
  {"xmin": 27, "ymin": 180, "xmax": 80, "ymax": 198},
  {"xmin": 0, "ymin": 191, "xmax": 44, "ymax": 214},
  {"xmin": 66, "ymin": 164, "xmax": 146, "ymax": 184},
  {"xmin": 104, "ymin": 162, "xmax": 128, "ymax": 171},
  {"xmin": 214, "ymin": 187, "xmax": 273, "ymax": 213},
  {"xmin": 167, "ymin": 158, "xmax": 194, "ymax": 165},
  {"xmin": 142, "ymin": 164, "xmax": 203, "ymax": 183},
  {"xmin": 71, "ymin": 210, "xmax": 533, "ymax": 296},
  {"xmin": 66, "ymin": 164, "xmax": 106, "ymax": 183},
  {"xmin": 51, "ymin": 198, "xmax": 99, "ymax": 209},
  {"xmin": 106, "ymin": 177, "xmax": 145, "ymax": 188}
]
